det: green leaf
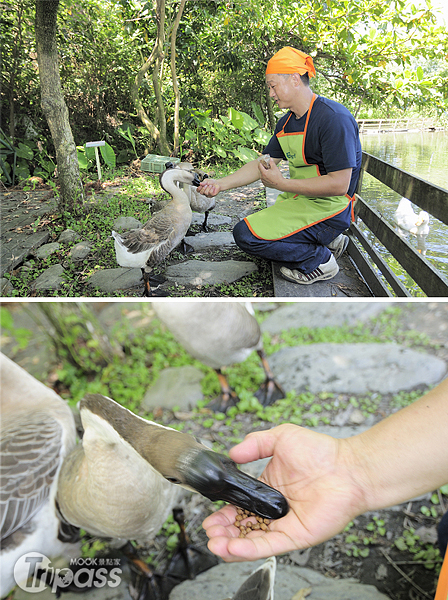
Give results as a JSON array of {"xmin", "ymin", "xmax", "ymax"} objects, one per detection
[
  {"xmin": 251, "ymin": 102, "xmax": 265, "ymax": 124},
  {"xmin": 16, "ymin": 143, "xmax": 34, "ymax": 161},
  {"xmin": 395, "ymin": 537, "xmax": 408, "ymax": 551},
  {"xmin": 253, "ymin": 128, "xmax": 271, "ymax": 145},
  {"xmin": 215, "ymin": 145, "xmax": 227, "ymax": 158},
  {"xmin": 84, "ymin": 144, "xmax": 96, "ymax": 160},
  {"xmin": 77, "ymin": 150, "xmax": 90, "ymax": 170},
  {"xmin": 440, "ymin": 484, "xmax": 448, "ymax": 495},
  {"xmin": 229, "ymin": 107, "xmax": 244, "ymax": 130},
  {"xmin": 416, "ymin": 65, "xmax": 424, "ymax": 80},
  {"xmin": 100, "ymin": 142, "xmax": 116, "ymax": 169},
  {"xmin": 232, "ymin": 146, "xmax": 259, "ymax": 162}
]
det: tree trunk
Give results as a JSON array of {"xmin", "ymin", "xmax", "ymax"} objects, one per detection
[
  {"xmin": 151, "ymin": 0, "xmax": 170, "ymax": 156},
  {"xmin": 170, "ymin": 0, "xmax": 187, "ymax": 156},
  {"xmin": 35, "ymin": 0, "xmax": 84, "ymax": 214},
  {"xmin": 131, "ymin": 49, "xmax": 162, "ymax": 150},
  {"xmin": 266, "ymin": 88, "xmax": 276, "ymax": 131},
  {"xmin": 36, "ymin": 302, "xmax": 123, "ymax": 373}
]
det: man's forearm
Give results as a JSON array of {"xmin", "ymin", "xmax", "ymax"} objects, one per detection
[
  {"xmin": 217, "ymin": 159, "xmax": 262, "ymax": 191},
  {"xmin": 274, "ymin": 168, "xmax": 352, "ymax": 197},
  {"xmin": 346, "ymin": 378, "xmax": 448, "ymax": 513}
]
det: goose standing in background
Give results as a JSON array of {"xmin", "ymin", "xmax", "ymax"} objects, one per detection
[
  {"xmin": 112, "ymin": 166, "xmax": 202, "ymax": 295},
  {"xmin": 1, "ymin": 353, "xmax": 288, "ymax": 598},
  {"xmin": 153, "ymin": 302, "xmax": 285, "ymax": 413}
]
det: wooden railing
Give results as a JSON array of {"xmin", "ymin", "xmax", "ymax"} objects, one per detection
[
  {"xmin": 347, "ymin": 152, "xmax": 448, "ymax": 297},
  {"xmin": 357, "ymin": 118, "xmax": 438, "ymax": 134}
]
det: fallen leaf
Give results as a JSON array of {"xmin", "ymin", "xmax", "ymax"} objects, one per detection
[{"xmin": 292, "ymin": 588, "xmax": 312, "ymax": 600}]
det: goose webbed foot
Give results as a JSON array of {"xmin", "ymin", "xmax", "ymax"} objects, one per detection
[
  {"xmin": 206, "ymin": 369, "xmax": 240, "ymax": 413},
  {"xmin": 254, "ymin": 350, "xmax": 285, "ymax": 407},
  {"xmin": 122, "ymin": 542, "xmax": 174, "ymax": 600},
  {"xmin": 178, "ymin": 239, "xmax": 194, "ymax": 255},
  {"xmin": 165, "ymin": 508, "xmax": 218, "ymax": 581},
  {"xmin": 254, "ymin": 378, "xmax": 285, "ymax": 407},
  {"xmin": 141, "ymin": 268, "xmax": 167, "ymax": 297}
]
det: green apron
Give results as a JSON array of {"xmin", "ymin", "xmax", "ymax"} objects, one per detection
[{"xmin": 245, "ymin": 94, "xmax": 354, "ymax": 240}]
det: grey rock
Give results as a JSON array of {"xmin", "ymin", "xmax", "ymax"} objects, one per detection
[
  {"xmin": 289, "ymin": 548, "xmax": 312, "ymax": 566},
  {"xmin": 191, "ymin": 213, "xmax": 231, "ymax": 226},
  {"xmin": 261, "ymin": 302, "xmax": 391, "ymax": 334},
  {"xmin": 184, "ymin": 231, "xmax": 235, "ymax": 251},
  {"xmin": 142, "ymin": 366, "xmax": 205, "ymax": 410},
  {"xmin": 268, "ymin": 343, "xmax": 446, "ymax": 395},
  {"xmin": 58, "ymin": 229, "xmax": 81, "ymax": 244},
  {"xmin": 69, "ymin": 242, "xmax": 93, "ymax": 262},
  {"xmin": 88, "ymin": 268, "xmax": 142, "ymax": 292},
  {"xmin": 169, "ymin": 561, "xmax": 391, "ymax": 600},
  {"xmin": 31, "ymin": 264, "xmax": 64, "ymax": 291},
  {"xmin": 34, "ymin": 242, "xmax": 60, "ymax": 260},
  {"xmin": 113, "ymin": 216, "xmax": 142, "ymax": 230},
  {"xmin": 349, "ymin": 408, "xmax": 366, "ymax": 425},
  {"xmin": 164, "ymin": 260, "xmax": 257, "ymax": 286},
  {"xmin": 414, "ymin": 525, "xmax": 438, "ymax": 545},
  {"xmin": 1, "ymin": 278, "xmax": 15, "ymax": 295}
]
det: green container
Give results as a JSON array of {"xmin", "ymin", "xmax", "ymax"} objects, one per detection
[{"xmin": 141, "ymin": 154, "xmax": 180, "ymax": 173}]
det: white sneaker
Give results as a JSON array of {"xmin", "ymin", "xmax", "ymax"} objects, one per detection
[
  {"xmin": 280, "ymin": 254, "xmax": 339, "ymax": 285},
  {"xmin": 327, "ymin": 234, "xmax": 349, "ymax": 259}
]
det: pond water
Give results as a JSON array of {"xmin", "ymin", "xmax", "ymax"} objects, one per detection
[{"xmin": 357, "ymin": 130, "xmax": 448, "ymax": 292}]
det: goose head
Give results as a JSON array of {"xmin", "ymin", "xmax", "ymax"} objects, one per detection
[
  {"xmin": 80, "ymin": 394, "xmax": 289, "ymax": 521},
  {"xmin": 159, "ymin": 165, "xmax": 201, "ymax": 194}
]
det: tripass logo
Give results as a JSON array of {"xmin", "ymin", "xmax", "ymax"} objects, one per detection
[{"xmin": 14, "ymin": 552, "xmax": 122, "ymax": 594}]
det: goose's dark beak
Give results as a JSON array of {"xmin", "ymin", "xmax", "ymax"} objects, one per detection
[
  {"xmin": 183, "ymin": 450, "xmax": 289, "ymax": 520},
  {"xmin": 191, "ymin": 172, "xmax": 202, "ymax": 187}
]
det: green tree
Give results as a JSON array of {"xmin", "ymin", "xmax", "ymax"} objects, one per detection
[{"xmin": 35, "ymin": 0, "xmax": 85, "ymax": 212}]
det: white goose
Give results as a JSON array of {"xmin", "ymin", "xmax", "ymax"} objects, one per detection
[
  {"xmin": 153, "ymin": 302, "xmax": 285, "ymax": 413},
  {"xmin": 112, "ymin": 166, "xmax": 201, "ymax": 294},
  {"xmin": 1, "ymin": 353, "xmax": 288, "ymax": 597},
  {"xmin": 395, "ymin": 197, "xmax": 430, "ymax": 236}
]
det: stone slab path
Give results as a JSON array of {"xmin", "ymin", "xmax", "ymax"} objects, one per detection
[{"xmin": 0, "ymin": 189, "xmax": 57, "ymax": 276}]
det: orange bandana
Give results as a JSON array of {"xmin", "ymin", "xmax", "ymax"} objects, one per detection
[{"xmin": 266, "ymin": 47, "xmax": 316, "ymax": 77}]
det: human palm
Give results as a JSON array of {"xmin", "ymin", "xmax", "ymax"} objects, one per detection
[{"xmin": 203, "ymin": 424, "xmax": 364, "ymax": 562}]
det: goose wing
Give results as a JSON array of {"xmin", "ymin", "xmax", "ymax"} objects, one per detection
[
  {"xmin": 0, "ymin": 412, "xmax": 64, "ymax": 540},
  {"xmin": 120, "ymin": 210, "xmax": 190, "ymax": 262}
]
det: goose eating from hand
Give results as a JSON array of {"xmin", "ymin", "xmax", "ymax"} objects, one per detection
[
  {"xmin": 177, "ymin": 162, "xmax": 216, "ymax": 232},
  {"xmin": 1, "ymin": 353, "xmax": 288, "ymax": 597},
  {"xmin": 153, "ymin": 302, "xmax": 285, "ymax": 413},
  {"xmin": 112, "ymin": 165, "xmax": 202, "ymax": 295}
]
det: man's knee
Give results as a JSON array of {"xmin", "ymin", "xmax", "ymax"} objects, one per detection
[{"xmin": 233, "ymin": 219, "xmax": 252, "ymax": 250}]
